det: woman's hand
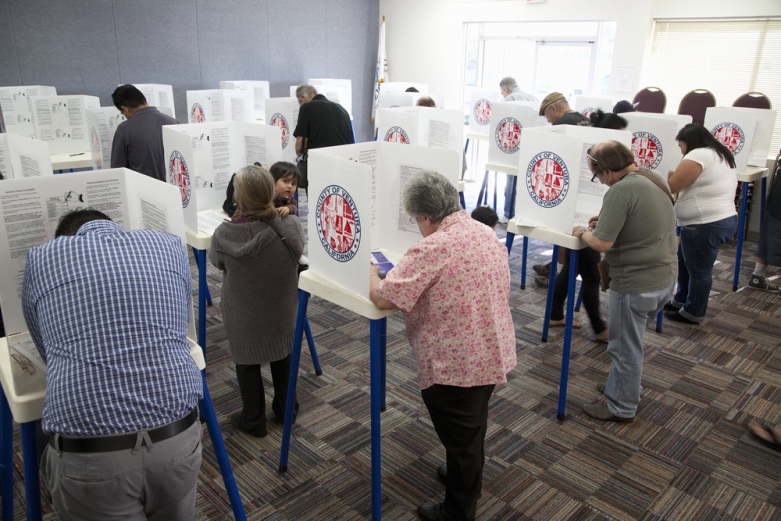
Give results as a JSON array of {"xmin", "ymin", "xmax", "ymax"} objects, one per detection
[
  {"xmin": 370, "ymin": 264, "xmax": 381, "ymax": 278},
  {"xmin": 277, "ymin": 206, "xmax": 291, "ymax": 217}
]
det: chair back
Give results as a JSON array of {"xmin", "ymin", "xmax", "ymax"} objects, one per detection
[
  {"xmin": 732, "ymin": 92, "xmax": 772, "ymax": 110},
  {"xmin": 678, "ymin": 89, "xmax": 716, "ymax": 125},
  {"xmin": 632, "ymin": 87, "xmax": 667, "ymax": 113}
]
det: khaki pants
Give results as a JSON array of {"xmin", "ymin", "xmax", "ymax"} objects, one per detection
[{"xmin": 42, "ymin": 420, "xmax": 202, "ymax": 521}]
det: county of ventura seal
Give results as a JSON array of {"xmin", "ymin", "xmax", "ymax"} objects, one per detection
[
  {"xmin": 90, "ymin": 128, "xmax": 102, "ymax": 169},
  {"xmin": 631, "ymin": 131, "xmax": 663, "ymax": 169},
  {"xmin": 473, "ymin": 99, "xmax": 492, "ymax": 126},
  {"xmin": 270, "ymin": 113, "xmax": 289, "ymax": 149},
  {"xmin": 190, "ymin": 103, "xmax": 205, "ymax": 124},
  {"xmin": 384, "ymin": 126, "xmax": 410, "ymax": 144},
  {"xmin": 711, "ymin": 122, "xmax": 745, "ymax": 155},
  {"xmin": 315, "ymin": 185, "xmax": 361, "ymax": 262},
  {"xmin": 526, "ymin": 151, "xmax": 570, "ymax": 208},
  {"xmin": 495, "ymin": 117, "xmax": 522, "ymax": 154},
  {"xmin": 580, "ymin": 107, "xmax": 597, "ymax": 117},
  {"xmin": 168, "ymin": 150, "xmax": 191, "ymax": 208}
]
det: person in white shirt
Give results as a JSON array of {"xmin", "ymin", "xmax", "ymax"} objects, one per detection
[{"xmin": 664, "ymin": 124, "xmax": 738, "ymax": 325}]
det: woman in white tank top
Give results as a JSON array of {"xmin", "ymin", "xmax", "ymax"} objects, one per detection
[{"xmin": 664, "ymin": 124, "xmax": 738, "ymax": 325}]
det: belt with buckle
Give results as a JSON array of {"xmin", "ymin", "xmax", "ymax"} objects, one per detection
[{"xmin": 50, "ymin": 409, "xmax": 198, "ymax": 453}]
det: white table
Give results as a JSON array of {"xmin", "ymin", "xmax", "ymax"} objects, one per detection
[
  {"xmin": 733, "ymin": 166, "xmax": 769, "ymax": 290},
  {"xmin": 0, "ymin": 334, "xmax": 247, "ymax": 521},
  {"xmin": 278, "ymin": 270, "xmax": 396, "ymax": 520},
  {"xmin": 50, "ymin": 152, "xmax": 92, "ymax": 171}
]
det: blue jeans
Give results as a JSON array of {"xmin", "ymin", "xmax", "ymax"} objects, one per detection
[
  {"xmin": 672, "ymin": 215, "xmax": 737, "ymax": 321},
  {"xmin": 605, "ymin": 283, "xmax": 675, "ymax": 418},
  {"xmin": 503, "ymin": 174, "xmax": 517, "ymax": 219}
]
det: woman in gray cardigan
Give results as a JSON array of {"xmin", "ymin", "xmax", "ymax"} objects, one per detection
[{"xmin": 209, "ymin": 164, "xmax": 305, "ymax": 438}]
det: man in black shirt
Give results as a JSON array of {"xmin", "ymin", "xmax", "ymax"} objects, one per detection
[
  {"xmin": 293, "ymin": 84, "xmax": 354, "ymax": 193},
  {"xmin": 539, "ymin": 92, "xmax": 590, "ymax": 126}
]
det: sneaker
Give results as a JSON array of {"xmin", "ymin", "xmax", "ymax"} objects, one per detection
[
  {"xmin": 748, "ymin": 275, "xmax": 780, "ymax": 294},
  {"xmin": 597, "ymin": 382, "xmax": 606, "ymax": 394},
  {"xmin": 533, "ymin": 262, "xmax": 552, "ymax": 276},
  {"xmin": 583, "ymin": 402, "xmax": 634, "ymax": 423},
  {"xmin": 498, "ymin": 215, "xmax": 509, "ymax": 224},
  {"xmin": 664, "ymin": 310, "xmax": 699, "ymax": 325},
  {"xmin": 535, "ymin": 275, "xmax": 549, "ymax": 288}
]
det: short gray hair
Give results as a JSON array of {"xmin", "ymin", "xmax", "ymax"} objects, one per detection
[
  {"xmin": 403, "ymin": 171, "xmax": 461, "ymax": 223},
  {"xmin": 499, "ymin": 77, "xmax": 518, "ymax": 91},
  {"xmin": 295, "ymin": 84, "xmax": 317, "ymax": 98}
]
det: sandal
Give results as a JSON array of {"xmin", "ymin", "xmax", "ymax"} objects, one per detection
[
  {"xmin": 550, "ymin": 318, "xmax": 582, "ymax": 329},
  {"xmin": 748, "ymin": 421, "xmax": 781, "ymax": 452}
]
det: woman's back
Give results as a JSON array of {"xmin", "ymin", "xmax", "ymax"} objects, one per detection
[{"xmin": 676, "ymin": 147, "xmax": 737, "ymax": 226}]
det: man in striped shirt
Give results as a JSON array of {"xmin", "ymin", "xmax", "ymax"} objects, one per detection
[{"xmin": 22, "ymin": 209, "xmax": 203, "ymax": 521}]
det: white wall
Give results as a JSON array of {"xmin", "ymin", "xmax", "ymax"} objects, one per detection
[{"xmin": 379, "ymin": 0, "xmax": 781, "ymax": 109}]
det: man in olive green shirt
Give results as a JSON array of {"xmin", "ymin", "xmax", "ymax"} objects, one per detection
[{"xmin": 573, "ymin": 140, "xmax": 677, "ymax": 422}]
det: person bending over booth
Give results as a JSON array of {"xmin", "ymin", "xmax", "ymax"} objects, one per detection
[
  {"xmin": 370, "ymin": 171, "xmax": 516, "ymax": 521},
  {"xmin": 23, "ymin": 209, "xmax": 203, "ymax": 521}
]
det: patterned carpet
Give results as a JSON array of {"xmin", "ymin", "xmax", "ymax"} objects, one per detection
[{"xmin": 10, "ymin": 178, "xmax": 781, "ymax": 520}]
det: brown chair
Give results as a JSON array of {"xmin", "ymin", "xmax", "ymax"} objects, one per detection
[
  {"xmin": 733, "ymin": 92, "xmax": 772, "ymax": 109},
  {"xmin": 632, "ymin": 87, "xmax": 667, "ymax": 113},
  {"xmin": 678, "ymin": 89, "xmax": 716, "ymax": 125}
]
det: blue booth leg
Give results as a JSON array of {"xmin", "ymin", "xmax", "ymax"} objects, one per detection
[
  {"xmin": 200, "ymin": 373, "xmax": 247, "ymax": 521},
  {"xmin": 304, "ymin": 317, "xmax": 322, "ymax": 376},
  {"xmin": 192, "ymin": 247, "xmax": 208, "ymax": 350},
  {"xmin": 370, "ymin": 319, "xmax": 385, "ymax": 521},
  {"xmin": 505, "ymin": 232, "xmax": 515, "ymax": 255},
  {"xmin": 492, "ymin": 172, "xmax": 498, "ymax": 211},
  {"xmin": 556, "ymin": 249, "xmax": 580, "ymax": 421},
  {"xmin": 541, "ymin": 245, "xmax": 560, "ymax": 342},
  {"xmin": 21, "ymin": 422, "xmax": 42, "ymax": 521},
  {"xmin": 477, "ymin": 171, "xmax": 489, "ymax": 207},
  {"xmin": 279, "ymin": 291, "xmax": 310, "ymax": 472},
  {"xmin": 1, "ymin": 389, "xmax": 14, "ymax": 521},
  {"xmin": 380, "ymin": 319, "xmax": 387, "ymax": 412},
  {"xmin": 520, "ymin": 237, "xmax": 528, "ymax": 290},
  {"xmin": 459, "ymin": 191, "xmax": 466, "ymax": 210},
  {"xmin": 656, "ymin": 309, "xmax": 663, "ymax": 334},
  {"xmin": 732, "ymin": 182, "xmax": 749, "ymax": 291}
]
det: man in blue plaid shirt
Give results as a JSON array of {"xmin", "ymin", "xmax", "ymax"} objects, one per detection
[{"xmin": 22, "ymin": 209, "xmax": 203, "ymax": 521}]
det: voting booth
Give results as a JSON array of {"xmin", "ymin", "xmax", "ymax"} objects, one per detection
[
  {"xmin": 519, "ymin": 125, "xmax": 632, "ymax": 232},
  {"xmin": 376, "ymin": 107, "xmax": 464, "ymax": 181},
  {"xmin": 704, "ymin": 107, "xmax": 777, "ymax": 169},
  {"xmin": 573, "ymin": 95, "xmax": 615, "ymax": 117},
  {"xmin": 468, "ymin": 89, "xmax": 499, "ymax": 135},
  {"xmin": 0, "ymin": 134, "xmax": 53, "ymax": 178},
  {"xmin": 186, "ymin": 89, "xmax": 252, "ymax": 124},
  {"xmin": 132, "ymin": 84, "xmax": 176, "ymax": 119},
  {"xmin": 309, "ymin": 79, "xmax": 352, "ymax": 116},
  {"xmin": 220, "ymin": 81, "xmax": 270, "ymax": 121},
  {"xmin": 379, "ymin": 93, "xmax": 415, "ymax": 109},
  {"xmin": 29, "ymin": 95, "xmax": 100, "ymax": 155},
  {"xmin": 622, "ymin": 112, "xmax": 682, "ymax": 176},
  {"xmin": 85, "ymin": 107, "xmax": 126, "ymax": 170},
  {"xmin": 162, "ymin": 121, "xmax": 283, "ymax": 235},
  {"xmin": 0, "ymin": 86, "xmax": 57, "ymax": 137},
  {"xmin": 264, "ymin": 97, "xmax": 300, "ymax": 164},
  {"xmin": 307, "ymin": 142, "xmax": 460, "ymax": 299},
  {"xmin": 487, "ymin": 102, "xmax": 544, "ymax": 167}
]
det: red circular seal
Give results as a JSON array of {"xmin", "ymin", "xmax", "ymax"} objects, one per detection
[
  {"xmin": 270, "ymin": 113, "xmax": 289, "ymax": 149},
  {"xmin": 168, "ymin": 150, "xmax": 191, "ymax": 208},
  {"xmin": 494, "ymin": 117, "xmax": 521, "ymax": 154},
  {"xmin": 631, "ymin": 132, "xmax": 663, "ymax": 169},
  {"xmin": 315, "ymin": 185, "xmax": 361, "ymax": 262},
  {"xmin": 473, "ymin": 99, "xmax": 492, "ymax": 126},
  {"xmin": 191, "ymin": 103, "xmax": 205, "ymax": 124},
  {"xmin": 525, "ymin": 152, "xmax": 570, "ymax": 208},
  {"xmin": 711, "ymin": 122, "xmax": 745, "ymax": 155},
  {"xmin": 384, "ymin": 126, "xmax": 410, "ymax": 144}
]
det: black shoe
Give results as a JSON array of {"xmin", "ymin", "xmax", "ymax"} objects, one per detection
[
  {"xmin": 663, "ymin": 301, "xmax": 681, "ymax": 312},
  {"xmin": 533, "ymin": 262, "xmax": 551, "ymax": 276},
  {"xmin": 437, "ymin": 464, "xmax": 447, "ymax": 485},
  {"xmin": 418, "ymin": 503, "xmax": 444, "ymax": 521},
  {"xmin": 230, "ymin": 413, "xmax": 267, "ymax": 438},
  {"xmin": 272, "ymin": 401, "xmax": 300, "ymax": 425},
  {"xmin": 535, "ymin": 275, "xmax": 549, "ymax": 288},
  {"xmin": 664, "ymin": 310, "xmax": 699, "ymax": 325}
]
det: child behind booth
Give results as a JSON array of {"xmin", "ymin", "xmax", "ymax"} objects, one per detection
[
  {"xmin": 471, "ymin": 206, "xmax": 499, "ymax": 229},
  {"xmin": 270, "ymin": 162, "xmax": 300, "ymax": 217}
]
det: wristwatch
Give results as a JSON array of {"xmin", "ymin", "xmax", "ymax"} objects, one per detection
[{"xmin": 578, "ymin": 227, "xmax": 592, "ymax": 239}]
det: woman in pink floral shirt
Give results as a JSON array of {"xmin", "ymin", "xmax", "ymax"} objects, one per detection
[{"xmin": 370, "ymin": 171, "xmax": 516, "ymax": 521}]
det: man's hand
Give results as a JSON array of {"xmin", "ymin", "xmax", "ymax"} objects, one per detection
[
  {"xmin": 277, "ymin": 206, "xmax": 291, "ymax": 217},
  {"xmin": 572, "ymin": 226, "xmax": 586, "ymax": 238},
  {"xmin": 588, "ymin": 215, "xmax": 599, "ymax": 229}
]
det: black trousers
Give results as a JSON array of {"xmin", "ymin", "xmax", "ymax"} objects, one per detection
[
  {"xmin": 235, "ymin": 354, "xmax": 298, "ymax": 431},
  {"xmin": 550, "ymin": 247, "xmax": 607, "ymax": 334},
  {"xmin": 298, "ymin": 160, "xmax": 308, "ymax": 195},
  {"xmin": 421, "ymin": 384, "xmax": 495, "ymax": 521}
]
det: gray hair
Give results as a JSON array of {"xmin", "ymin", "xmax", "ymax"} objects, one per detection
[
  {"xmin": 403, "ymin": 170, "xmax": 461, "ymax": 223},
  {"xmin": 499, "ymin": 77, "xmax": 518, "ymax": 91},
  {"xmin": 295, "ymin": 84, "xmax": 317, "ymax": 98}
]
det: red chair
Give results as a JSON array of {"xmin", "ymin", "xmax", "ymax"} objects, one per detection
[
  {"xmin": 733, "ymin": 92, "xmax": 772, "ymax": 109},
  {"xmin": 678, "ymin": 89, "xmax": 716, "ymax": 125},
  {"xmin": 632, "ymin": 87, "xmax": 667, "ymax": 113}
]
